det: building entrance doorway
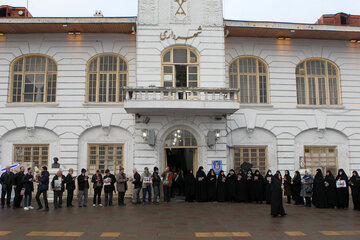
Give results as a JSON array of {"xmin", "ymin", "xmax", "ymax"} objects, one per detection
[
  {"xmin": 166, "ymin": 148, "xmax": 196, "ymax": 174},
  {"xmin": 163, "ymin": 129, "xmax": 198, "ymax": 197}
]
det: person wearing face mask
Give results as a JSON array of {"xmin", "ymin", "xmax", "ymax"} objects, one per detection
[
  {"xmin": 264, "ymin": 170, "xmax": 273, "ymax": 204},
  {"xmin": 252, "ymin": 170, "xmax": 264, "ymax": 204},
  {"xmin": 65, "ymin": 168, "xmax": 76, "ymax": 207},
  {"xmin": 13, "ymin": 166, "xmax": 25, "ymax": 209},
  {"xmin": 217, "ymin": 170, "xmax": 227, "ymax": 202},
  {"xmin": 335, "ymin": 169, "xmax": 349, "ymax": 209},
  {"xmin": 349, "ymin": 171, "xmax": 360, "ymax": 210},
  {"xmin": 324, "ymin": 170, "xmax": 337, "ymax": 208}
]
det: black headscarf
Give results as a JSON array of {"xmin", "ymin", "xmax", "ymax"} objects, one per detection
[
  {"xmin": 284, "ymin": 170, "xmax": 291, "ymax": 182},
  {"xmin": 314, "ymin": 168, "xmax": 324, "ymax": 180},
  {"xmin": 350, "ymin": 171, "xmax": 360, "ymax": 184},
  {"xmin": 207, "ymin": 169, "xmax": 216, "ymax": 178},
  {"xmin": 336, "ymin": 169, "xmax": 348, "ymax": 180}
]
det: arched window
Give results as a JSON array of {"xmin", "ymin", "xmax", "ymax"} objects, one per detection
[
  {"xmin": 229, "ymin": 57, "xmax": 269, "ymax": 104},
  {"xmin": 10, "ymin": 55, "xmax": 57, "ymax": 103},
  {"xmin": 296, "ymin": 59, "xmax": 341, "ymax": 105},
  {"xmin": 87, "ymin": 54, "xmax": 128, "ymax": 103},
  {"xmin": 164, "ymin": 129, "xmax": 197, "ymax": 147},
  {"xmin": 162, "ymin": 46, "xmax": 199, "ymax": 88}
]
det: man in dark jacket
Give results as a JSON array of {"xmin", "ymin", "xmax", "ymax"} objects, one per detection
[
  {"xmin": 132, "ymin": 168, "xmax": 141, "ymax": 204},
  {"xmin": 91, "ymin": 169, "xmax": 103, "ymax": 207},
  {"xmin": 51, "ymin": 170, "xmax": 66, "ymax": 209},
  {"xmin": 1, "ymin": 166, "xmax": 14, "ymax": 208},
  {"xmin": 103, "ymin": 169, "xmax": 116, "ymax": 207},
  {"xmin": 77, "ymin": 168, "xmax": 89, "ymax": 207},
  {"xmin": 23, "ymin": 167, "xmax": 34, "ymax": 210},
  {"xmin": 35, "ymin": 166, "xmax": 50, "ymax": 211},
  {"xmin": 65, "ymin": 168, "xmax": 76, "ymax": 207},
  {"xmin": 12, "ymin": 166, "xmax": 25, "ymax": 209},
  {"xmin": 152, "ymin": 167, "xmax": 161, "ymax": 204}
]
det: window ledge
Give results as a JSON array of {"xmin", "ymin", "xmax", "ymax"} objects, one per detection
[
  {"xmin": 296, "ymin": 105, "xmax": 345, "ymax": 109},
  {"xmin": 83, "ymin": 103, "xmax": 125, "ymax": 107},
  {"xmin": 5, "ymin": 103, "xmax": 59, "ymax": 108},
  {"xmin": 239, "ymin": 104, "xmax": 273, "ymax": 108}
]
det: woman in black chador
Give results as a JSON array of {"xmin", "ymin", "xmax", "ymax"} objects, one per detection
[
  {"xmin": 252, "ymin": 170, "xmax": 264, "ymax": 204},
  {"xmin": 236, "ymin": 169, "xmax": 247, "ymax": 202},
  {"xmin": 283, "ymin": 170, "xmax": 292, "ymax": 204},
  {"xmin": 184, "ymin": 170, "xmax": 196, "ymax": 202},
  {"xmin": 264, "ymin": 170, "xmax": 273, "ymax": 204},
  {"xmin": 312, "ymin": 169, "xmax": 327, "ymax": 208},
  {"xmin": 226, "ymin": 169, "xmax": 237, "ymax": 202},
  {"xmin": 324, "ymin": 170, "xmax": 337, "ymax": 208},
  {"xmin": 206, "ymin": 169, "xmax": 217, "ymax": 202},
  {"xmin": 291, "ymin": 171, "xmax": 303, "ymax": 205},
  {"xmin": 195, "ymin": 166, "xmax": 207, "ymax": 202},
  {"xmin": 335, "ymin": 169, "xmax": 349, "ymax": 209},
  {"xmin": 217, "ymin": 170, "xmax": 227, "ymax": 202},
  {"xmin": 271, "ymin": 171, "xmax": 286, "ymax": 217},
  {"xmin": 349, "ymin": 171, "xmax": 360, "ymax": 210},
  {"xmin": 245, "ymin": 169, "xmax": 253, "ymax": 202}
]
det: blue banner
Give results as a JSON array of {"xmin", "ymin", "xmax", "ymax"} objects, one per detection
[{"xmin": 212, "ymin": 160, "xmax": 222, "ymax": 175}]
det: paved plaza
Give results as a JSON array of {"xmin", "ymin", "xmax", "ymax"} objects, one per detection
[{"xmin": 0, "ymin": 200, "xmax": 359, "ymax": 240}]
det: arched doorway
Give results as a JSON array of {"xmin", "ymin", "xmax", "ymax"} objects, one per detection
[{"xmin": 163, "ymin": 129, "xmax": 198, "ymax": 174}]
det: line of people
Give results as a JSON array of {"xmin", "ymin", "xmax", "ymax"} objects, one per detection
[{"xmin": 1, "ymin": 165, "xmax": 360, "ymax": 213}]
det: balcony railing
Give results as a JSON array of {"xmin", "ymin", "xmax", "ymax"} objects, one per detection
[{"xmin": 125, "ymin": 87, "xmax": 240, "ymax": 102}]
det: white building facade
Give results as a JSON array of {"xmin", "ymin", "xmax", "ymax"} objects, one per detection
[{"xmin": 0, "ymin": 0, "xmax": 360, "ymax": 178}]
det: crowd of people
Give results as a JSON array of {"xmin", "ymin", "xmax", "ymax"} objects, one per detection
[{"xmin": 1, "ymin": 164, "xmax": 360, "ymax": 217}]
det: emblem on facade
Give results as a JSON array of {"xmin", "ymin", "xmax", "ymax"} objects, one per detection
[{"xmin": 175, "ymin": 0, "xmax": 187, "ymax": 15}]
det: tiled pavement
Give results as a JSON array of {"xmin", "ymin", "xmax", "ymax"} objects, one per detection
[{"xmin": 0, "ymin": 200, "xmax": 360, "ymax": 240}]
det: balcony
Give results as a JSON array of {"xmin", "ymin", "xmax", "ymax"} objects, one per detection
[{"xmin": 124, "ymin": 87, "xmax": 240, "ymax": 115}]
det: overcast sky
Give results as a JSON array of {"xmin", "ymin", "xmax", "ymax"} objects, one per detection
[{"xmin": 3, "ymin": 0, "xmax": 360, "ymax": 23}]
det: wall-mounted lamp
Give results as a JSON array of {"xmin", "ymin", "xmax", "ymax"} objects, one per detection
[
  {"xmin": 0, "ymin": 33, "xmax": 4, "ymax": 36},
  {"xmin": 68, "ymin": 31, "xmax": 81, "ymax": 35},
  {"xmin": 215, "ymin": 130, "xmax": 221, "ymax": 140},
  {"xmin": 350, "ymin": 39, "xmax": 360, "ymax": 43},
  {"xmin": 131, "ymin": 26, "xmax": 136, "ymax": 35},
  {"xmin": 278, "ymin": 37, "xmax": 291, "ymax": 40},
  {"xmin": 142, "ymin": 129, "xmax": 148, "ymax": 140}
]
